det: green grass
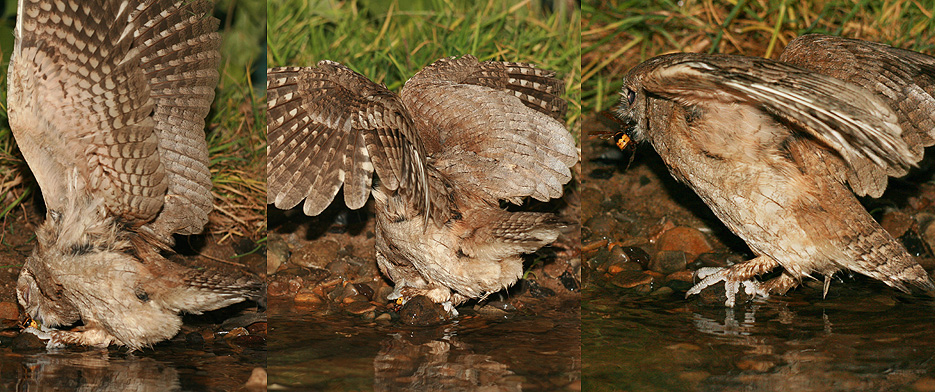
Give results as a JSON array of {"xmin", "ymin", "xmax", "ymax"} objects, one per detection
[
  {"xmin": 582, "ymin": 0, "xmax": 935, "ymax": 116},
  {"xmin": 0, "ymin": 1, "xmax": 267, "ymax": 242},
  {"xmin": 267, "ymin": 0, "xmax": 582, "ymax": 134}
]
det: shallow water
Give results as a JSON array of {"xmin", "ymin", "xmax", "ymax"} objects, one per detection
[
  {"xmin": 583, "ymin": 280, "xmax": 935, "ymax": 391},
  {"xmin": 269, "ymin": 303, "xmax": 581, "ymax": 391}
]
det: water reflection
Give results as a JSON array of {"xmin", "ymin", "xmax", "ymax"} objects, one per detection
[
  {"xmin": 270, "ymin": 305, "xmax": 580, "ymax": 390},
  {"xmin": 21, "ymin": 351, "xmax": 180, "ymax": 391},
  {"xmin": 374, "ymin": 333, "xmax": 522, "ymax": 391},
  {"xmin": 583, "ymin": 281, "xmax": 935, "ymax": 391}
]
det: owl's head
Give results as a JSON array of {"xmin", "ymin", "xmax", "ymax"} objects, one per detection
[
  {"xmin": 615, "ymin": 53, "xmax": 693, "ymax": 146},
  {"xmin": 16, "ymin": 196, "xmax": 131, "ymax": 328}
]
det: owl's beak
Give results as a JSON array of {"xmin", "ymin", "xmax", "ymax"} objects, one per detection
[{"xmin": 614, "ymin": 132, "xmax": 631, "ymax": 150}]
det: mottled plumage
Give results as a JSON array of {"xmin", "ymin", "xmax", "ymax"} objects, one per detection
[
  {"xmin": 267, "ymin": 55, "xmax": 577, "ymax": 310},
  {"xmin": 8, "ymin": 0, "xmax": 261, "ymax": 350},
  {"xmin": 615, "ymin": 34, "xmax": 935, "ymax": 307}
]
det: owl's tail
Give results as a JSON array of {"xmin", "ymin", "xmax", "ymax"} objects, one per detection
[{"xmin": 844, "ymin": 220, "xmax": 935, "ymax": 294}]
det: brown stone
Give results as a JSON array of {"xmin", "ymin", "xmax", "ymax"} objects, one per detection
[
  {"xmin": 0, "ymin": 302, "xmax": 19, "ymax": 321},
  {"xmin": 881, "ymin": 210, "xmax": 914, "ymax": 239},
  {"xmin": 289, "ymin": 239, "xmax": 342, "ymax": 269},
  {"xmin": 293, "ymin": 292, "xmax": 323, "ymax": 304},
  {"xmin": 345, "ymin": 301, "xmax": 377, "ymax": 315},
  {"xmin": 610, "ymin": 271, "xmax": 653, "ymax": 288},
  {"xmin": 649, "ymin": 250, "xmax": 687, "ymax": 274},
  {"xmin": 666, "ymin": 269, "xmax": 695, "ymax": 282},
  {"xmin": 656, "ymin": 226, "xmax": 713, "ymax": 256}
]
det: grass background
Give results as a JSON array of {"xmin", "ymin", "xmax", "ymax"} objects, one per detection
[
  {"xmin": 267, "ymin": 0, "xmax": 581, "ymax": 134},
  {"xmin": 0, "ymin": 0, "xmax": 267, "ymax": 245},
  {"xmin": 583, "ymin": 0, "xmax": 935, "ymax": 116}
]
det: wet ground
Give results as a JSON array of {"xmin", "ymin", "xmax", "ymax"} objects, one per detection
[
  {"xmin": 0, "ymin": 204, "xmax": 267, "ymax": 392},
  {"xmin": 582, "ymin": 114, "xmax": 935, "ymax": 392},
  {"xmin": 267, "ymin": 182, "xmax": 582, "ymax": 390}
]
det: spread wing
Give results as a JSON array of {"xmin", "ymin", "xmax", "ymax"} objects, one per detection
[
  {"xmin": 7, "ymin": 0, "xmax": 219, "ymax": 240},
  {"xmin": 634, "ymin": 52, "xmax": 916, "ymax": 197},
  {"xmin": 266, "ymin": 62, "xmax": 431, "ymax": 218},
  {"xmin": 778, "ymin": 34, "xmax": 935, "ymax": 197},
  {"xmin": 399, "ymin": 55, "xmax": 577, "ymax": 204}
]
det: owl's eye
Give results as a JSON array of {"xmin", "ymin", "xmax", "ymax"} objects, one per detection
[{"xmin": 625, "ymin": 88, "xmax": 636, "ymax": 105}]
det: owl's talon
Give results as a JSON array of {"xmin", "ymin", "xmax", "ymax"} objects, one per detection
[{"xmin": 686, "ymin": 267, "xmax": 768, "ymax": 307}]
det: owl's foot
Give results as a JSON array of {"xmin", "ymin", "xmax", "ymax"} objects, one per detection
[
  {"xmin": 389, "ymin": 286, "xmax": 459, "ymax": 316},
  {"xmin": 685, "ymin": 267, "xmax": 769, "ymax": 307},
  {"xmin": 24, "ymin": 325, "xmax": 116, "ymax": 350},
  {"xmin": 686, "ymin": 255, "xmax": 780, "ymax": 307}
]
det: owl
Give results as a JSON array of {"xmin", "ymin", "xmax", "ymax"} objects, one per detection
[
  {"xmin": 267, "ymin": 55, "xmax": 577, "ymax": 313},
  {"xmin": 7, "ymin": 0, "xmax": 262, "ymax": 350},
  {"xmin": 615, "ymin": 34, "xmax": 935, "ymax": 307}
]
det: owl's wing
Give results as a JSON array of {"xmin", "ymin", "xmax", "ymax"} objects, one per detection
[
  {"xmin": 266, "ymin": 62, "xmax": 431, "ymax": 218},
  {"xmin": 636, "ymin": 52, "xmax": 917, "ymax": 198},
  {"xmin": 399, "ymin": 55, "xmax": 577, "ymax": 204},
  {"xmin": 778, "ymin": 34, "xmax": 935, "ymax": 197},
  {"xmin": 7, "ymin": 0, "xmax": 218, "ymax": 240},
  {"xmin": 132, "ymin": 0, "xmax": 220, "ymax": 238}
]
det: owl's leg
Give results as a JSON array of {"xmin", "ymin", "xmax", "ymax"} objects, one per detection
[
  {"xmin": 686, "ymin": 255, "xmax": 778, "ymax": 307},
  {"xmin": 760, "ymin": 271, "xmax": 800, "ymax": 295}
]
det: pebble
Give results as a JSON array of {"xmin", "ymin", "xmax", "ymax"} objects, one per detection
[
  {"xmin": 649, "ymin": 250, "xmax": 687, "ymax": 274},
  {"xmin": 584, "ymin": 214, "xmax": 618, "ymax": 239},
  {"xmin": 267, "ymin": 235, "xmax": 289, "ymax": 275},
  {"xmin": 666, "ymin": 269, "xmax": 694, "ymax": 282},
  {"xmin": 290, "ymin": 239, "xmax": 341, "ymax": 269},
  {"xmin": 610, "ymin": 271, "xmax": 653, "ymax": 288},
  {"xmin": 293, "ymin": 292, "xmax": 322, "ymax": 304},
  {"xmin": 607, "ymin": 262, "xmax": 641, "ymax": 274},
  {"xmin": 345, "ymin": 301, "xmax": 377, "ymax": 315},
  {"xmin": 650, "ymin": 286, "xmax": 673, "ymax": 297},
  {"xmin": 374, "ymin": 312, "xmax": 393, "ymax": 322},
  {"xmin": 0, "ymin": 302, "xmax": 19, "ymax": 321},
  {"xmin": 881, "ymin": 210, "xmax": 914, "ymax": 239},
  {"xmin": 398, "ymin": 296, "xmax": 448, "ymax": 326},
  {"xmin": 656, "ymin": 226, "xmax": 713, "ymax": 256}
]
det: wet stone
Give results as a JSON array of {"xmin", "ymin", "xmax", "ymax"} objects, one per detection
[
  {"xmin": 559, "ymin": 270, "xmax": 580, "ymax": 291},
  {"xmin": 622, "ymin": 246, "xmax": 651, "ymax": 269},
  {"xmin": 0, "ymin": 302, "xmax": 19, "ymax": 321},
  {"xmin": 881, "ymin": 210, "xmax": 914, "ymax": 239},
  {"xmin": 345, "ymin": 301, "xmax": 377, "ymax": 315},
  {"xmin": 267, "ymin": 234, "xmax": 289, "ymax": 275},
  {"xmin": 353, "ymin": 283, "xmax": 375, "ymax": 300},
  {"xmin": 607, "ymin": 245, "xmax": 630, "ymax": 265},
  {"xmin": 293, "ymin": 292, "xmax": 323, "ymax": 304},
  {"xmin": 585, "ymin": 214, "xmax": 618, "ymax": 239},
  {"xmin": 607, "ymin": 262, "xmax": 642, "ymax": 274},
  {"xmin": 649, "ymin": 250, "xmax": 687, "ymax": 275},
  {"xmin": 656, "ymin": 226, "xmax": 713, "ymax": 256},
  {"xmin": 650, "ymin": 286, "xmax": 674, "ymax": 297},
  {"xmin": 610, "ymin": 270, "xmax": 653, "ymax": 289},
  {"xmin": 398, "ymin": 296, "xmax": 448, "ymax": 326},
  {"xmin": 692, "ymin": 252, "xmax": 734, "ymax": 269},
  {"xmin": 290, "ymin": 239, "xmax": 341, "ymax": 269},
  {"xmin": 525, "ymin": 280, "xmax": 556, "ymax": 298},
  {"xmin": 186, "ymin": 331, "xmax": 205, "ymax": 347}
]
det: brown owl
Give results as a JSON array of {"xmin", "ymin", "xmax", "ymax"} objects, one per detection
[
  {"xmin": 7, "ymin": 0, "xmax": 261, "ymax": 350},
  {"xmin": 615, "ymin": 34, "xmax": 935, "ymax": 307},
  {"xmin": 267, "ymin": 55, "xmax": 577, "ymax": 313}
]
